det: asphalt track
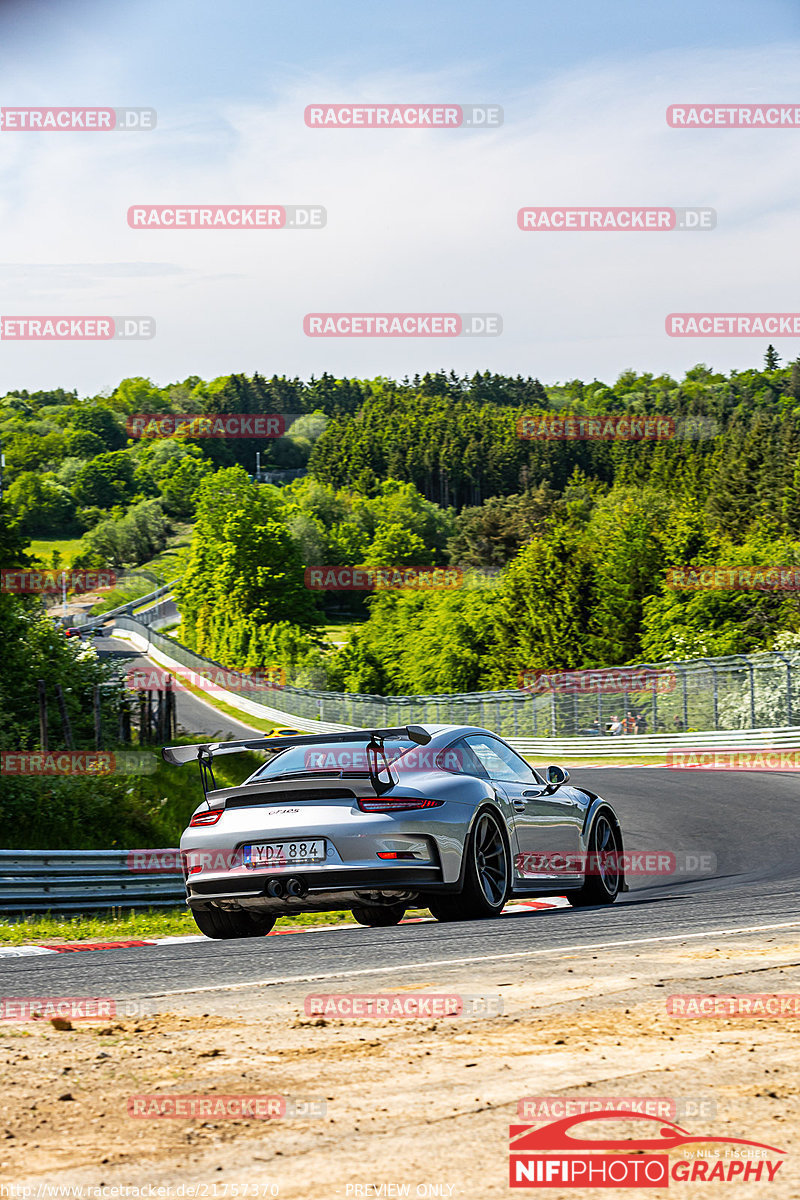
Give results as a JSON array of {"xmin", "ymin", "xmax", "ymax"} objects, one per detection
[
  {"xmin": 96, "ymin": 636, "xmax": 263, "ymax": 740},
  {"xmin": 15, "ymin": 635, "xmax": 797, "ymax": 1002},
  {"xmin": 4, "ymin": 767, "xmax": 799, "ymax": 1002}
]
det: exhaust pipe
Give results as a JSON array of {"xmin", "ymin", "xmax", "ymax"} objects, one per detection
[
  {"xmin": 266, "ymin": 878, "xmax": 285, "ymax": 898},
  {"xmin": 285, "ymin": 876, "xmax": 307, "ymax": 899}
]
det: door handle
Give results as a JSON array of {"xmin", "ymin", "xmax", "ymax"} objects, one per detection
[{"xmin": 522, "ymin": 790, "xmax": 541, "ymax": 797}]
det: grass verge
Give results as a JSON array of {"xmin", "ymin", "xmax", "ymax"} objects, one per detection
[{"xmin": 0, "ymin": 906, "xmax": 434, "ymax": 944}]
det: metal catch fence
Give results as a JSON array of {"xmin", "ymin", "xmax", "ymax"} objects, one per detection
[{"xmin": 113, "ymin": 619, "xmax": 800, "ymax": 738}]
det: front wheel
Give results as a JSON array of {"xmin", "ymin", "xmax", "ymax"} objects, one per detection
[
  {"xmin": 351, "ymin": 903, "xmax": 406, "ymax": 927},
  {"xmin": 191, "ymin": 905, "xmax": 277, "ymax": 939},
  {"xmin": 428, "ymin": 810, "xmax": 510, "ymax": 922},
  {"xmin": 566, "ymin": 813, "xmax": 622, "ymax": 907}
]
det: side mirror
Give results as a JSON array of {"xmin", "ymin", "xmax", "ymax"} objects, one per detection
[{"xmin": 545, "ymin": 764, "xmax": 570, "ymax": 788}]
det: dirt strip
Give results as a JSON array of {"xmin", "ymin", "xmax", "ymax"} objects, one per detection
[{"xmin": 1, "ymin": 930, "xmax": 799, "ymax": 1197}]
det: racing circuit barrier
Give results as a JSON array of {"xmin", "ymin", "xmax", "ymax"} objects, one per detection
[
  {"xmin": 111, "ymin": 617, "xmax": 800, "ymax": 748},
  {"xmin": 0, "ymin": 850, "xmax": 185, "ymax": 914}
]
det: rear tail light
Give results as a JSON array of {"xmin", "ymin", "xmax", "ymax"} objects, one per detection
[
  {"xmin": 358, "ymin": 798, "xmax": 444, "ymax": 813},
  {"xmin": 377, "ymin": 850, "xmax": 419, "ymax": 859},
  {"xmin": 189, "ymin": 807, "xmax": 224, "ymax": 827}
]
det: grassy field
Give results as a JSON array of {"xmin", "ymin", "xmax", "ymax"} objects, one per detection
[
  {"xmin": 136, "ymin": 524, "xmax": 193, "ymax": 580},
  {"xmin": 28, "ymin": 537, "xmax": 84, "ymax": 565},
  {"xmin": 319, "ymin": 619, "xmax": 363, "ymax": 647}
]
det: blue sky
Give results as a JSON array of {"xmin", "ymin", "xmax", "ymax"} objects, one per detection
[{"xmin": 1, "ymin": 0, "xmax": 800, "ymax": 393}]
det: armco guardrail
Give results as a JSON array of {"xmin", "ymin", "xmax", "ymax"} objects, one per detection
[
  {"xmin": 112, "ymin": 619, "xmax": 353, "ymax": 733},
  {"xmin": 93, "ymin": 580, "xmax": 177, "ymax": 626},
  {"xmin": 512, "ymin": 727, "xmax": 800, "ymax": 757},
  {"xmin": 0, "ymin": 850, "xmax": 185, "ymax": 914}
]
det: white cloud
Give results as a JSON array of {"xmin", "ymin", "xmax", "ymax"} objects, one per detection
[{"xmin": 2, "ymin": 42, "xmax": 800, "ymax": 393}]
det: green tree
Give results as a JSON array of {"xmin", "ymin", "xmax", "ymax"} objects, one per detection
[{"xmin": 72, "ymin": 452, "xmax": 136, "ymax": 508}]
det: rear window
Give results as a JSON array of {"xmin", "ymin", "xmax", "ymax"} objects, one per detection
[{"xmin": 245, "ymin": 739, "xmax": 417, "ymax": 782}]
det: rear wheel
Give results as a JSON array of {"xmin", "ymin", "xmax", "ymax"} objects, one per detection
[
  {"xmin": 351, "ymin": 903, "xmax": 406, "ymax": 927},
  {"xmin": 191, "ymin": 905, "xmax": 277, "ymax": 939},
  {"xmin": 428, "ymin": 809, "xmax": 510, "ymax": 922},
  {"xmin": 566, "ymin": 813, "xmax": 622, "ymax": 907}
]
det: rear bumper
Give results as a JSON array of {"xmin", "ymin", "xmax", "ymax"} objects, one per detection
[{"xmin": 187, "ymin": 865, "xmax": 447, "ymax": 913}]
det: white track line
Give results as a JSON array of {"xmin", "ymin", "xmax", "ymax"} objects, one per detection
[
  {"xmin": 0, "ymin": 901, "xmax": 568, "ymax": 957},
  {"xmin": 0, "ymin": 946, "xmax": 58, "ymax": 958},
  {"xmin": 146, "ymin": 920, "xmax": 800, "ymax": 998}
]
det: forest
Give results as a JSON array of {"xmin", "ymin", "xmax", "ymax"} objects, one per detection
[{"xmin": 3, "ymin": 355, "xmax": 800, "ymax": 703}]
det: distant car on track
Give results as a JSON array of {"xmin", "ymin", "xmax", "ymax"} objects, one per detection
[{"xmin": 163, "ymin": 724, "xmax": 625, "ymax": 939}]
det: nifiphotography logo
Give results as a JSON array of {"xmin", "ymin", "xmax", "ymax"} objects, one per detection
[{"xmin": 509, "ymin": 1112, "xmax": 785, "ymax": 1187}]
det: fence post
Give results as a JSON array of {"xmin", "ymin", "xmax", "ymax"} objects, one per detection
[
  {"xmin": 789, "ymin": 660, "xmax": 794, "ymax": 727},
  {"xmin": 138, "ymin": 690, "xmax": 149, "ymax": 744},
  {"xmin": 711, "ymin": 663, "xmax": 719, "ymax": 730},
  {"xmin": 54, "ymin": 683, "xmax": 73, "ymax": 749},
  {"xmin": 37, "ymin": 679, "xmax": 48, "ymax": 752},
  {"xmin": 681, "ymin": 666, "xmax": 689, "ymax": 730},
  {"xmin": 119, "ymin": 695, "xmax": 132, "ymax": 744},
  {"xmin": 771, "ymin": 651, "xmax": 793, "ymax": 727},
  {"xmin": 93, "ymin": 685, "xmax": 102, "ymax": 750}
]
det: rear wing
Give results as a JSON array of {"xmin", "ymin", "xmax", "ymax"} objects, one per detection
[{"xmin": 162, "ymin": 725, "xmax": 433, "ymax": 799}]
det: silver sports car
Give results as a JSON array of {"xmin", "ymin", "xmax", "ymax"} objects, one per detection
[{"xmin": 163, "ymin": 724, "xmax": 626, "ymax": 939}]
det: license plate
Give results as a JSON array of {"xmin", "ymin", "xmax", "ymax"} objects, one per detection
[{"xmin": 243, "ymin": 840, "xmax": 326, "ymax": 869}]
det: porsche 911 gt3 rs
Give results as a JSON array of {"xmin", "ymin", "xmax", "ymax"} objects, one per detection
[{"xmin": 163, "ymin": 724, "xmax": 625, "ymax": 939}]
